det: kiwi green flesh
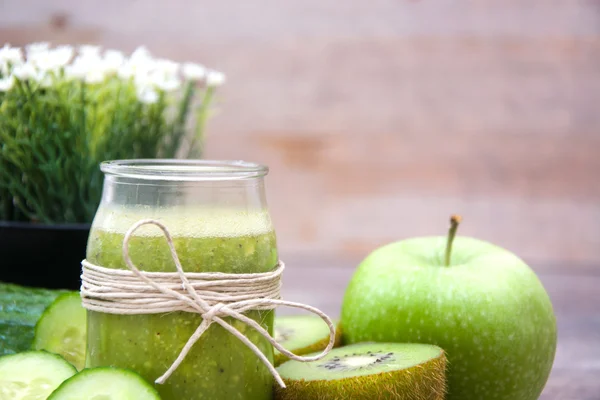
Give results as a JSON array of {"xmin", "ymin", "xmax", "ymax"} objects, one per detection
[
  {"xmin": 277, "ymin": 342, "xmax": 443, "ymax": 380},
  {"xmin": 275, "ymin": 343, "xmax": 447, "ymax": 400},
  {"xmin": 274, "ymin": 316, "xmax": 342, "ymax": 366}
]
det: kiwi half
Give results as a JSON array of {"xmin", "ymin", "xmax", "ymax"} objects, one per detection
[
  {"xmin": 275, "ymin": 342, "xmax": 447, "ymax": 400},
  {"xmin": 274, "ymin": 316, "xmax": 342, "ymax": 366}
]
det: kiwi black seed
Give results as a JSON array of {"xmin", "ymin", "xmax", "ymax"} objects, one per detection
[
  {"xmin": 274, "ymin": 342, "xmax": 447, "ymax": 400},
  {"xmin": 274, "ymin": 316, "xmax": 342, "ymax": 366}
]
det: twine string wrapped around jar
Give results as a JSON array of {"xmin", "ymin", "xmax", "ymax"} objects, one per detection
[{"xmin": 81, "ymin": 219, "xmax": 336, "ymax": 388}]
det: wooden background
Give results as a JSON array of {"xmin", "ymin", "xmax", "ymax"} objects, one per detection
[
  {"xmin": 1, "ymin": 0, "xmax": 599, "ymax": 268},
  {"xmin": 2, "ymin": 1, "xmax": 600, "ymax": 398}
]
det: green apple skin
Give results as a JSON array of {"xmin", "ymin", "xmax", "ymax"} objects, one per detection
[{"xmin": 341, "ymin": 236, "xmax": 557, "ymax": 400}]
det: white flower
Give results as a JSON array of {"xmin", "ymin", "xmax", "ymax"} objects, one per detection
[
  {"xmin": 158, "ymin": 78, "xmax": 181, "ymax": 92},
  {"xmin": 66, "ymin": 51, "xmax": 106, "ymax": 81},
  {"xmin": 0, "ymin": 44, "xmax": 23, "ymax": 65},
  {"xmin": 66, "ymin": 52, "xmax": 107, "ymax": 83},
  {"xmin": 65, "ymin": 56, "xmax": 90, "ymax": 80},
  {"xmin": 152, "ymin": 74, "xmax": 181, "ymax": 92},
  {"xmin": 28, "ymin": 46, "xmax": 74, "ymax": 73},
  {"xmin": 13, "ymin": 62, "xmax": 52, "ymax": 86},
  {"xmin": 64, "ymin": 65, "xmax": 84, "ymax": 80},
  {"xmin": 0, "ymin": 75, "xmax": 15, "ymax": 92},
  {"xmin": 206, "ymin": 70, "xmax": 226, "ymax": 87},
  {"xmin": 119, "ymin": 59, "xmax": 154, "ymax": 81},
  {"xmin": 12, "ymin": 62, "xmax": 38, "ymax": 80},
  {"xmin": 155, "ymin": 59, "xmax": 179, "ymax": 75},
  {"xmin": 51, "ymin": 45, "xmax": 74, "ymax": 67},
  {"xmin": 182, "ymin": 62, "xmax": 206, "ymax": 81},
  {"xmin": 118, "ymin": 46, "xmax": 155, "ymax": 80},
  {"xmin": 27, "ymin": 51, "xmax": 49, "ymax": 68},
  {"xmin": 119, "ymin": 62, "xmax": 153, "ymax": 80},
  {"xmin": 102, "ymin": 50, "xmax": 125, "ymax": 72},
  {"xmin": 130, "ymin": 46, "xmax": 152, "ymax": 64},
  {"xmin": 137, "ymin": 86, "xmax": 159, "ymax": 104},
  {"xmin": 35, "ymin": 71, "xmax": 54, "ymax": 88},
  {"xmin": 0, "ymin": 60, "xmax": 14, "ymax": 75},
  {"xmin": 149, "ymin": 59, "xmax": 181, "ymax": 92},
  {"xmin": 79, "ymin": 45, "xmax": 101, "ymax": 58},
  {"xmin": 133, "ymin": 69, "xmax": 153, "ymax": 87},
  {"xmin": 25, "ymin": 42, "xmax": 50, "ymax": 57},
  {"xmin": 85, "ymin": 67, "xmax": 107, "ymax": 84},
  {"xmin": 117, "ymin": 63, "xmax": 135, "ymax": 79}
]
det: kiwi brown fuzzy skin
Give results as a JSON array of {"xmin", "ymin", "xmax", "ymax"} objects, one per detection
[
  {"xmin": 275, "ymin": 324, "xmax": 343, "ymax": 366},
  {"xmin": 274, "ymin": 348, "xmax": 447, "ymax": 400}
]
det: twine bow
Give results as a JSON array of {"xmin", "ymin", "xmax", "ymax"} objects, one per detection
[{"xmin": 81, "ymin": 219, "xmax": 336, "ymax": 388}]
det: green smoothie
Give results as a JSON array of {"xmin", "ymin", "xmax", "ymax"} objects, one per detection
[{"xmin": 86, "ymin": 207, "xmax": 278, "ymax": 400}]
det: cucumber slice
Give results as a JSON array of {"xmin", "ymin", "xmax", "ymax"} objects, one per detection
[
  {"xmin": 0, "ymin": 282, "xmax": 70, "ymax": 356},
  {"xmin": 32, "ymin": 292, "xmax": 86, "ymax": 370},
  {"xmin": 48, "ymin": 367, "xmax": 161, "ymax": 400},
  {"xmin": 0, "ymin": 350, "xmax": 76, "ymax": 400}
]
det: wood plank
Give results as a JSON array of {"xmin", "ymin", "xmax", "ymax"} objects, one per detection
[
  {"xmin": 1, "ymin": 0, "xmax": 598, "ymax": 37},
  {"xmin": 0, "ymin": 0, "xmax": 598, "ymax": 265}
]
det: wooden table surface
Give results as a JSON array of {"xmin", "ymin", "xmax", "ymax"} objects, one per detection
[{"xmin": 280, "ymin": 258, "xmax": 600, "ymax": 400}]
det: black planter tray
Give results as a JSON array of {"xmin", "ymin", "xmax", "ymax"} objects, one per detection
[{"xmin": 0, "ymin": 221, "xmax": 90, "ymax": 290}]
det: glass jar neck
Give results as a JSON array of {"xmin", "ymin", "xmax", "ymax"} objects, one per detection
[
  {"xmin": 97, "ymin": 159, "xmax": 269, "ymax": 210},
  {"xmin": 92, "ymin": 160, "xmax": 272, "ymax": 236},
  {"xmin": 100, "ymin": 174, "xmax": 268, "ymax": 210}
]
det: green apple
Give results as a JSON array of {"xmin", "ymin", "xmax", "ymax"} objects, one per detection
[{"xmin": 341, "ymin": 216, "xmax": 557, "ymax": 400}]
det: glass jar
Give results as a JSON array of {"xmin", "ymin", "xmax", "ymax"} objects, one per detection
[{"xmin": 85, "ymin": 160, "xmax": 278, "ymax": 400}]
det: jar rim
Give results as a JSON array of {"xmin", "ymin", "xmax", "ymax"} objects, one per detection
[{"xmin": 100, "ymin": 159, "xmax": 268, "ymax": 181}]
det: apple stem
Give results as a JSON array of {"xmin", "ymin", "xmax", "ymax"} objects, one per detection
[{"xmin": 445, "ymin": 215, "xmax": 462, "ymax": 266}]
